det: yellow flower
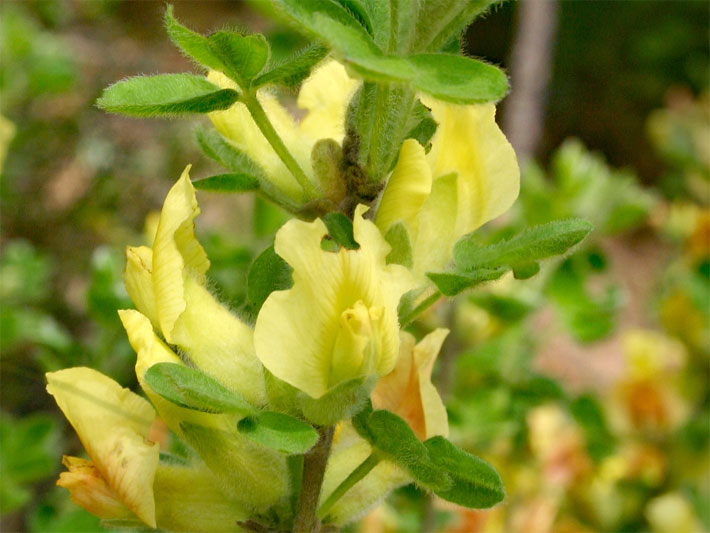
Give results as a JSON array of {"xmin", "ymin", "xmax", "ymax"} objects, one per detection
[
  {"xmin": 254, "ymin": 205, "xmax": 415, "ymax": 399},
  {"xmin": 376, "ymin": 99, "xmax": 519, "ymax": 279},
  {"xmin": 372, "ymin": 328, "xmax": 450, "ymax": 440},
  {"xmin": 122, "ymin": 166, "xmax": 266, "ymax": 406},
  {"xmin": 208, "ymin": 60, "xmax": 359, "ymax": 202},
  {"xmin": 46, "ymin": 367, "xmax": 159, "ymax": 527}
]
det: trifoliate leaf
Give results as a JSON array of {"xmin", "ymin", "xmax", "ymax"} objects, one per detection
[
  {"xmin": 237, "ymin": 412, "xmax": 319, "ymax": 455},
  {"xmin": 144, "ymin": 363, "xmax": 255, "ymax": 415},
  {"xmin": 424, "ymin": 436, "xmax": 504, "ymax": 508},
  {"xmin": 97, "ymin": 74, "xmax": 239, "ymax": 117},
  {"xmin": 192, "ymin": 173, "xmax": 259, "ymax": 193}
]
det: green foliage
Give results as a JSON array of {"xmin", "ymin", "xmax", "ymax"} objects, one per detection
[
  {"xmin": 423, "ymin": 436, "xmax": 505, "ymax": 508},
  {"xmin": 144, "ymin": 363, "xmax": 255, "ymax": 415},
  {"xmin": 195, "ymin": 127, "xmax": 266, "ymax": 177},
  {"xmin": 207, "ymin": 31, "xmax": 270, "ymax": 88},
  {"xmin": 28, "ymin": 489, "xmax": 105, "ymax": 532},
  {"xmin": 192, "ymin": 173, "xmax": 260, "ymax": 193},
  {"xmin": 353, "ymin": 405, "xmax": 450, "ymax": 492},
  {"xmin": 0, "ymin": 414, "xmax": 60, "ymax": 514},
  {"xmin": 322, "ymin": 212, "xmax": 359, "ymax": 250},
  {"xmin": 97, "ymin": 74, "xmax": 240, "ymax": 117},
  {"xmin": 237, "ymin": 412, "xmax": 319, "ymax": 454},
  {"xmin": 253, "ymin": 44, "xmax": 329, "ymax": 88},
  {"xmin": 164, "ymin": 5, "xmax": 224, "ymax": 71},
  {"xmin": 428, "ymin": 219, "xmax": 593, "ymax": 296},
  {"xmin": 247, "ymin": 245, "xmax": 293, "ymax": 314}
]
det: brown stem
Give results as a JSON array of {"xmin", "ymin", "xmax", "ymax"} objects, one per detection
[{"xmin": 293, "ymin": 426, "xmax": 335, "ymax": 532}]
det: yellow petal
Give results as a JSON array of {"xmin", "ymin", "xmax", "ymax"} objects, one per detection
[
  {"xmin": 46, "ymin": 368, "xmax": 159, "ymax": 527},
  {"xmin": 173, "ymin": 277, "xmax": 267, "ymax": 406},
  {"xmin": 375, "ymin": 139, "xmax": 433, "ymax": 239},
  {"xmin": 124, "ymin": 246, "xmax": 158, "ymax": 329},
  {"xmin": 153, "ymin": 464, "xmax": 249, "ymax": 532},
  {"xmin": 414, "ymin": 328, "xmax": 449, "ymax": 439},
  {"xmin": 254, "ymin": 206, "xmax": 414, "ymax": 399},
  {"xmin": 118, "ymin": 309, "xmax": 221, "ymax": 435},
  {"xmin": 422, "ymin": 97, "xmax": 519, "ymax": 237},
  {"xmin": 413, "ymin": 171, "xmax": 459, "ymax": 276},
  {"xmin": 298, "ymin": 60, "xmax": 359, "ymax": 143},
  {"xmin": 152, "ymin": 165, "xmax": 209, "ymax": 343},
  {"xmin": 207, "ymin": 71, "xmax": 310, "ymax": 201},
  {"xmin": 57, "ymin": 456, "xmax": 133, "ymax": 521},
  {"xmin": 371, "ymin": 332, "xmax": 416, "ymax": 413},
  {"xmin": 151, "ymin": 170, "xmax": 266, "ymax": 405}
]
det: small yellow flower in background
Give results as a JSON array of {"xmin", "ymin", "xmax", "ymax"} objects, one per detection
[
  {"xmin": 645, "ymin": 492, "xmax": 702, "ymax": 533},
  {"xmin": 208, "ymin": 60, "xmax": 358, "ymax": 202},
  {"xmin": 254, "ymin": 205, "xmax": 415, "ymax": 399},
  {"xmin": 372, "ymin": 328, "xmax": 450, "ymax": 440},
  {"xmin": 123, "ymin": 166, "xmax": 267, "ymax": 407},
  {"xmin": 376, "ymin": 99, "xmax": 519, "ymax": 279},
  {"xmin": 46, "ymin": 367, "xmax": 159, "ymax": 527}
]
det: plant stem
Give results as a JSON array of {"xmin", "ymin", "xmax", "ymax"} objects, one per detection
[
  {"xmin": 317, "ymin": 453, "xmax": 380, "ymax": 520},
  {"xmin": 293, "ymin": 426, "xmax": 334, "ymax": 532},
  {"xmin": 243, "ymin": 92, "xmax": 319, "ymax": 199},
  {"xmin": 400, "ymin": 290, "xmax": 442, "ymax": 327}
]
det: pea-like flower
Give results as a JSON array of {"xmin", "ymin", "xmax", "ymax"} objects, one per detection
[
  {"xmin": 207, "ymin": 60, "xmax": 358, "ymax": 203},
  {"xmin": 254, "ymin": 205, "xmax": 415, "ymax": 399},
  {"xmin": 376, "ymin": 98, "xmax": 520, "ymax": 279}
]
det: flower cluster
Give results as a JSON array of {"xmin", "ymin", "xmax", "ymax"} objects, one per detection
[{"xmin": 48, "ymin": 40, "xmax": 519, "ymax": 530}]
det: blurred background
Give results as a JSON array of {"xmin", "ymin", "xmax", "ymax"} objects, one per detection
[{"xmin": 0, "ymin": 1, "xmax": 708, "ymax": 531}]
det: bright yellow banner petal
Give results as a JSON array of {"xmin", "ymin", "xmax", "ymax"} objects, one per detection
[
  {"xmin": 124, "ymin": 246, "xmax": 158, "ymax": 329},
  {"xmin": 46, "ymin": 367, "xmax": 159, "ymax": 527},
  {"xmin": 423, "ymin": 97, "xmax": 520, "ymax": 237},
  {"xmin": 375, "ymin": 139, "xmax": 433, "ymax": 239}
]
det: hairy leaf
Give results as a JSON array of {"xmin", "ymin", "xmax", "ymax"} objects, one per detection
[
  {"xmin": 424, "ymin": 436, "xmax": 504, "ymax": 508},
  {"xmin": 144, "ymin": 363, "xmax": 255, "ymax": 414},
  {"xmin": 207, "ymin": 31, "xmax": 269, "ymax": 87},
  {"xmin": 237, "ymin": 412, "xmax": 319, "ymax": 454},
  {"xmin": 322, "ymin": 212, "xmax": 359, "ymax": 250},
  {"xmin": 164, "ymin": 5, "xmax": 223, "ymax": 71},
  {"xmin": 252, "ymin": 44, "xmax": 329, "ymax": 88},
  {"xmin": 192, "ymin": 173, "xmax": 260, "ymax": 193},
  {"xmin": 97, "ymin": 74, "xmax": 239, "ymax": 116},
  {"xmin": 247, "ymin": 245, "xmax": 293, "ymax": 313}
]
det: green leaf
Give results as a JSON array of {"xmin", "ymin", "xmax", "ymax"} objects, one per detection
[
  {"xmin": 252, "ymin": 44, "xmax": 329, "ymax": 88},
  {"xmin": 97, "ymin": 74, "xmax": 239, "ymax": 117},
  {"xmin": 164, "ymin": 4, "xmax": 223, "ymax": 71},
  {"xmin": 192, "ymin": 173, "xmax": 259, "ymax": 193},
  {"xmin": 207, "ymin": 31, "xmax": 269, "ymax": 87},
  {"xmin": 298, "ymin": 377, "xmax": 374, "ymax": 426},
  {"xmin": 404, "ymin": 99, "xmax": 438, "ymax": 151},
  {"xmin": 424, "ymin": 436, "xmax": 504, "ymax": 508},
  {"xmin": 336, "ymin": 0, "xmax": 391, "ymax": 49},
  {"xmin": 353, "ymin": 407, "xmax": 451, "ymax": 491},
  {"xmin": 512, "ymin": 262, "xmax": 540, "ymax": 280},
  {"xmin": 427, "ymin": 268, "xmax": 506, "ymax": 297},
  {"xmin": 195, "ymin": 127, "xmax": 265, "ymax": 176},
  {"xmin": 237, "ymin": 412, "xmax": 319, "ymax": 454},
  {"xmin": 322, "ymin": 212, "xmax": 359, "ymax": 250},
  {"xmin": 415, "ymin": 0, "xmax": 498, "ymax": 52},
  {"xmin": 144, "ymin": 363, "xmax": 255, "ymax": 415},
  {"xmin": 408, "ymin": 53, "xmax": 508, "ymax": 104},
  {"xmin": 384, "ymin": 222, "xmax": 413, "ymax": 267},
  {"xmin": 274, "ymin": 0, "xmax": 370, "ymax": 40},
  {"xmin": 247, "ymin": 245, "xmax": 293, "ymax": 313},
  {"xmin": 454, "ymin": 219, "xmax": 594, "ymax": 271}
]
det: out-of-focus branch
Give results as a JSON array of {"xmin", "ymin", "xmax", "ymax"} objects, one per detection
[{"xmin": 503, "ymin": 0, "xmax": 559, "ymax": 162}]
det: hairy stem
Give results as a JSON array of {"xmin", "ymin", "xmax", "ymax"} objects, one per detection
[
  {"xmin": 293, "ymin": 426, "xmax": 335, "ymax": 532},
  {"xmin": 400, "ymin": 290, "xmax": 442, "ymax": 327},
  {"xmin": 243, "ymin": 92, "xmax": 319, "ymax": 199},
  {"xmin": 318, "ymin": 453, "xmax": 380, "ymax": 520}
]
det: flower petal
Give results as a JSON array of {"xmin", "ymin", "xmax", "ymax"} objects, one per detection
[
  {"xmin": 375, "ymin": 139, "xmax": 433, "ymax": 239},
  {"xmin": 297, "ymin": 60, "xmax": 359, "ymax": 143},
  {"xmin": 124, "ymin": 246, "xmax": 159, "ymax": 329},
  {"xmin": 422, "ymin": 97, "xmax": 519, "ymax": 237},
  {"xmin": 414, "ymin": 328, "xmax": 449, "ymax": 439},
  {"xmin": 46, "ymin": 368, "xmax": 159, "ymax": 527},
  {"xmin": 254, "ymin": 206, "xmax": 414, "ymax": 398}
]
